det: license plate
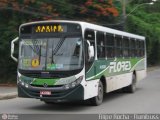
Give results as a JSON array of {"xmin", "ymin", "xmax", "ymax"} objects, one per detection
[{"xmin": 40, "ymin": 91, "xmax": 51, "ymax": 95}]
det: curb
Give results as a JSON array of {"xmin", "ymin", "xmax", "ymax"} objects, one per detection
[
  {"xmin": 0, "ymin": 84, "xmax": 16, "ymax": 87},
  {"xmin": 147, "ymin": 66, "xmax": 160, "ymax": 72},
  {"xmin": 0, "ymin": 92, "xmax": 17, "ymax": 100}
]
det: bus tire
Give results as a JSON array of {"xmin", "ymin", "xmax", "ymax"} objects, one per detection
[
  {"xmin": 124, "ymin": 73, "xmax": 136, "ymax": 93},
  {"xmin": 90, "ymin": 80, "xmax": 103, "ymax": 106}
]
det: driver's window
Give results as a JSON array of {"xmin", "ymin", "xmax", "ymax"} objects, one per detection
[
  {"xmin": 85, "ymin": 29, "xmax": 95, "ymax": 47},
  {"xmin": 84, "ymin": 29, "xmax": 95, "ymax": 72}
]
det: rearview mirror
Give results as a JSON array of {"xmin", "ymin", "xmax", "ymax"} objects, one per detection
[
  {"xmin": 11, "ymin": 37, "xmax": 19, "ymax": 62},
  {"xmin": 87, "ymin": 40, "xmax": 94, "ymax": 61}
]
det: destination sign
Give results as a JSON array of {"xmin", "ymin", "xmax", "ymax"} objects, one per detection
[
  {"xmin": 20, "ymin": 23, "xmax": 81, "ymax": 34},
  {"xmin": 34, "ymin": 25, "xmax": 66, "ymax": 33}
]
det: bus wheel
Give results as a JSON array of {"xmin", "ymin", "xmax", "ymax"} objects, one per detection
[
  {"xmin": 90, "ymin": 80, "xmax": 103, "ymax": 106},
  {"xmin": 124, "ymin": 73, "xmax": 136, "ymax": 93}
]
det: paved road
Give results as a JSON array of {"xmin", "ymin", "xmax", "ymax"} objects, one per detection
[
  {"xmin": 0, "ymin": 87, "xmax": 16, "ymax": 94},
  {"xmin": 0, "ymin": 68, "xmax": 160, "ymax": 114}
]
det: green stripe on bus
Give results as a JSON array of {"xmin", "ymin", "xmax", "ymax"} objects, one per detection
[
  {"xmin": 86, "ymin": 57, "xmax": 145, "ymax": 80},
  {"xmin": 31, "ymin": 78, "xmax": 59, "ymax": 86}
]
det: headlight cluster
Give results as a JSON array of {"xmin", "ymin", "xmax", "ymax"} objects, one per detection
[
  {"xmin": 20, "ymin": 81, "xmax": 29, "ymax": 88},
  {"xmin": 18, "ymin": 76, "xmax": 31, "ymax": 88},
  {"xmin": 63, "ymin": 76, "xmax": 83, "ymax": 90}
]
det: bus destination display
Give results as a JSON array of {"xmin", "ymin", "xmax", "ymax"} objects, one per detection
[
  {"xmin": 20, "ymin": 23, "xmax": 81, "ymax": 34},
  {"xmin": 34, "ymin": 24, "xmax": 66, "ymax": 33}
]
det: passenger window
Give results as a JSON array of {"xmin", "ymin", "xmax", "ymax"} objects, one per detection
[
  {"xmin": 123, "ymin": 37, "xmax": 129, "ymax": 57},
  {"xmin": 140, "ymin": 40, "xmax": 145, "ymax": 57},
  {"xmin": 84, "ymin": 29, "xmax": 95, "ymax": 72},
  {"xmin": 97, "ymin": 31, "xmax": 105, "ymax": 58},
  {"xmin": 131, "ymin": 38, "xmax": 136, "ymax": 57},
  {"xmin": 136, "ymin": 40, "xmax": 141, "ymax": 57},
  {"xmin": 106, "ymin": 33, "xmax": 115, "ymax": 58},
  {"xmin": 115, "ymin": 35, "xmax": 122, "ymax": 57}
]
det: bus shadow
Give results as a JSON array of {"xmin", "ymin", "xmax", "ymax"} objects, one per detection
[
  {"xmin": 26, "ymin": 87, "xmax": 143, "ymax": 112},
  {"xmin": 26, "ymin": 100, "xmax": 91, "ymax": 112},
  {"xmin": 103, "ymin": 87, "xmax": 142, "ymax": 101}
]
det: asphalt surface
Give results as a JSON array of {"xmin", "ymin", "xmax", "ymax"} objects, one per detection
[
  {"xmin": 0, "ymin": 86, "xmax": 17, "ymax": 100},
  {"xmin": 0, "ymin": 87, "xmax": 17, "ymax": 94},
  {"xmin": 0, "ymin": 68, "xmax": 160, "ymax": 114}
]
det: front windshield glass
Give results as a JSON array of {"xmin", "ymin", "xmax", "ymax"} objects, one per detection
[{"xmin": 19, "ymin": 37, "xmax": 83, "ymax": 71}]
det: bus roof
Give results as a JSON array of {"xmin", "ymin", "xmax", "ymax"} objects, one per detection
[{"xmin": 20, "ymin": 20, "xmax": 145, "ymax": 40}]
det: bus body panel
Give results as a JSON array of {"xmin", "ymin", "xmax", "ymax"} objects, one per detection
[
  {"xmin": 17, "ymin": 82, "xmax": 84, "ymax": 102},
  {"xmin": 15, "ymin": 20, "xmax": 146, "ymax": 103},
  {"xmin": 82, "ymin": 79, "xmax": 99, "ymax": 100},
  {"xmin": 136, "ymin": 69, "xmax": 146, "ymax": 82},
  {"xmin": 106, "ymin": 72, "xmax": 132, "ymax": 93},
  {"xmin": 85, "ymin": 58, "xmax": 146, "ymax": 93}
]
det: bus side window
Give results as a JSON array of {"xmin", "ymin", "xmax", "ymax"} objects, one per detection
[
  {"xmin": 97, "ymin": 31, "xmax": 105, "ymax": 59},
  {"xmin": 141, "ymin": 41, "xmax": 145, "ymax": 56},
  {"xmin": 140, "ymin": 40, "xmax": 144, "ymax": 57},
  {"xmin": 106, "ymin": 33, "xmax": 115, "ymax": 58},
  {"xmin": 136, "ymin": 40, "xmax": 140, "ymax": 57},
  {"xmin": 84, "ymin": 29, "xmax": 95, "ymax": 45},
  {"xmin": 123, "ymin": 37, "xmax": 129, "ymax": 58},
  {"xmin": 84, "ymin": 29, "xmax": 95, "ymax": 71},
  {"xmin": 84, "ymin": 29, "xmax": 95, "ymax": 53},
  {"xmin": 115, "ymin": 35, "xmax": 122, "ymax": 58},
  {"xmin": 131, "ymin": 38, "xmax": 136, "ymax": 57}
]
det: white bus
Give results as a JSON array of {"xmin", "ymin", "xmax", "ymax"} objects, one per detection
[{"xmin": 11, "ymin": 20, "xmax": 146, "ymax": 105}]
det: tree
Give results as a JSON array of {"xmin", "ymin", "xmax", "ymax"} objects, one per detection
[
  {"xmin": 0, "ymin": 0, "xmax": 120, "ymax": 83},
  {"xmin": 126, "ymin": 1, "xmax": 160, "ymax": 65},
  {"xmin": 79, "ymin": 0, "xmax": 119, "ymax": 23}
]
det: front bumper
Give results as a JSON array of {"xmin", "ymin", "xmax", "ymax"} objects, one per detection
[{"xmin": 18, "ymin": 83, "xmax": 84, "ymax": 102}]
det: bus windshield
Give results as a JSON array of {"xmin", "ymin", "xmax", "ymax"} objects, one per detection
[{"xmin": 18, "ymin": 37, "xmax": 83, "ymax": 71}]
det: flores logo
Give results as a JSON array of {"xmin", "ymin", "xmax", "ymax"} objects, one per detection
[{"xmin": 109, "ymin": 61, "xmax": 131, "ymax": 73}]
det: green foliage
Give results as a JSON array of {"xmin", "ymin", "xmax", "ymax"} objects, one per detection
[
  {"xmin": 126, "ymin": 1, "xmax": 160, "ymax": 65},
  {"xmin": 0, "ymin": 0, "xmax": 160, "ymax": 83},
  {"xmin": 0, "ymin": 0, "xmax": 120, "ymax": 83}
]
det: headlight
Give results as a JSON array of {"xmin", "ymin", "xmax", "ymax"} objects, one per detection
[
  {"xmin": 64, "ymin": 76, "xmax": 83, "ymax": 90},
  {"xmin": 25, "ymin": 83, "xmax": 29, "ymax": 88},
  {"xmin": 64, "ymin": 84, "xmax": 70, "ymax": 89},
  {"xmin": 21, "ymin": 81, "xmax": 25, "ymax": 86}
]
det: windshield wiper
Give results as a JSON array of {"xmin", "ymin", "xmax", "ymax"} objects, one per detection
[
  {"xmin": 23, "ymin": 39, "xmax": 42, "ymax": 65},
  {"xmin": 39, "ymin": 45, "xmax": 41, "ymax": 65},
  {"xmin": 32, "ymin": 39, "xmax": 41, "ymax": 56},
  {"xmin": 51, "ymin": 36, "xmax": 66, "ymax": 64},
  {"xmin": 23, "ymin": 39, "xmax": 42, "ymax": 57},
  {"xmin": 51, "ymin": 42, "xmax": 54, "ymax": 64}
]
